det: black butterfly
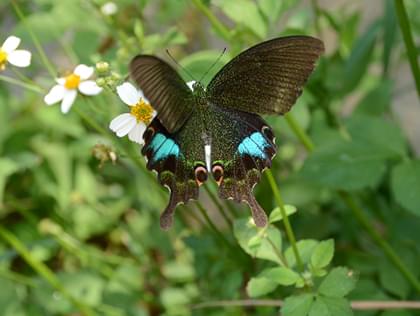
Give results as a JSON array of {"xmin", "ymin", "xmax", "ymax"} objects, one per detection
[{"xmin": 130, "ymin": 36, "xmax": 324, "ymax": 229}]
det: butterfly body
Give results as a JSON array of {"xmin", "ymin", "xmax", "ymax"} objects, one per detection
[{"xmin": 131, "ymin": 36, "xmax": 324, "ymax": 229}]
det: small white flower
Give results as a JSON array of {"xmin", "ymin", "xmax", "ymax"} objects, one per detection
[
  {"xmin": 101, "ymin": 2, "xmax": 118, "ymax": 16},
  {"xmin": 110, "ymin": 82, "xmax": 156, "ymax": 144},
  {"xmin": 44, "ymin": 64, "xmax": 103, "ymax": 114},
  {"xmin": 0, "ymin": 36, "xmax": 32, "ymax": 70}
]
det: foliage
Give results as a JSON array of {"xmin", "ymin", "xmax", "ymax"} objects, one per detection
[{"xmin": 0, "ymin": 0, "xmax": 420, "ymax": 315}]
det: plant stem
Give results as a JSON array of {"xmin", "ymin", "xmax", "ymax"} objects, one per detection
[
  {"xmin": 394, "ymin": 0, "xmax": 420, "ymax": 100},
  {"xmin": 191, "ymin": 0, "xmax": 231, "ymax": 41},
  {"xmin": 284, "ymin": 113, "xmax": 314, "ymax": 152},
  {"xmin": 339, "ymin": 191, "xmax": 420, "ymax": 294},
  {"xmin": 265, "ymin": 170, "xmax": 303, "ymax": 272},
  {"xmin": 204, "ymin": 185, "xmax": 233, "ymax": 229},
  {"xmin": 0, "ymin": 75, "xmax": 44, "ymax": 94},
  {"xmin": 11, "ymin": 1, "xmax": 57, "ymax": 78},
  {"xmin": 196, "ymin": 202, "xmax": 234, "ymax": 250},
  {"xmin": 0, "ymin": 226, "xmax": 96, "ymax": 316}
]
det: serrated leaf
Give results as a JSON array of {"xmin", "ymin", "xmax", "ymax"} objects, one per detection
[
  {"xmin": 310, "ymin": 296, "xmax": 353, "ymax": 316},
  {"xmin": 300, "ymin": 141, "xmax": 391, "ymax": 191},
  {"xmin": 282, "ymin": 294, "xmax": 314, "ymax": 316},
  {"xmin": 391, "ymin": 160, "xmax": 420, "ymax": 216},
  {"xmin": 311, "ymin": 239, "xmax": 335, "ymax": 269},
  {"xmin": 318, "ymin": 267, "xmax": 357, "ymax": 298},
  {"xmin": 246, "ymin": 277, "xmax": 278, "ymax": 297},
  {"xmin": 269, "ymin": 205, "xmax": 297, "ymax": 223},
  {"xmin": 234, "ymin": 218, "xmax": 282, "ymax": 264},
  {"xmin": 285, "ymin": 239, "xmax": 319, "ymax": 267},
  {"xmin": 260, "ymin": 267, "xmax": 300, "ymax": 286}
]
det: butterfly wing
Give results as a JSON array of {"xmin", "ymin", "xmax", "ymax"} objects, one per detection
[
  {"xmin": 207, "ymin": 105, "xmax": 276, "ymax": 227},
  {"xmin": 206, "ymin": 36, "xmax": 324, "ymax": 115},
  {"xmin": 142, "ymin": 117, "xmax": 207, "ymax": 229},
  {"xmin": 130, "ymin": 55, "xmax": 194, "ymax": 133}
]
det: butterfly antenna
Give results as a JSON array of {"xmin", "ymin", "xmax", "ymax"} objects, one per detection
[
  {"xmin": 165, "ymin": 49, "xmax": 197, "ymax": 82},
  {"xmin": 198, "ymin": 47, "xmax": 226, "ymax": 84}
]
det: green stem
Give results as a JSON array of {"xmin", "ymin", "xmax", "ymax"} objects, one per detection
[
  {"xmin": 204, "ymin": 185, "xmax": 233, "ymax": 229},
  {"xmin": 196, "ymin": 202, "xmax": 234, "ymax": 250},
  {"xmin": 394, "ymin": 0, "xmax": 420, "ymax": 100},
  {"xmin": 191, "ymin": 0, "xmax": 231, "ymax": 41},
  {"xmin": 0, "ymin": 226, "xmax": 96, "ymax": 316},
  {"xmin": 265, "ymin": 170, "xmax": 303, "ymax": 272},
  {"xmin": 0, "ymin": 74, "xmax": 44, "ymax": 94},
  {"xmin": 339, "ymin": 191, "xmax": 420, "ymax": 294},
  {"xmin": 11, "ymin": 1, "xmax": 57, "ymax": 78},
  {"xmin": 284, "ymin": 113, "xmax": 314, "ymax": 152}
]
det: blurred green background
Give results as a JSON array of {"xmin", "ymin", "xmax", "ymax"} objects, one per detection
[{"xmin": 1, "ymin": 0, "xmax": 420, "ymax": 315}]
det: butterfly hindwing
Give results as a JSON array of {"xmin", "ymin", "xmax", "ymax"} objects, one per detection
[
  {"xmin": 130, "ymin": 55, "xmax": 194, "ymax": 133},
  {"xmin": 142, "ymin": 119, "xmax": 203, "ymax": 229},
  {"xmin": 207, "ymin": 106, "xmax": 276, "ymax": 227},
  {"xmin": 207, "ymin": 36, "xmax": 324, "ymax": 115}
]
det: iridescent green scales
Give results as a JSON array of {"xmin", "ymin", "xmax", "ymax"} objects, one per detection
[{"xmin": 132, "ymin": 36, "xmax": 324, "ymax": 229}]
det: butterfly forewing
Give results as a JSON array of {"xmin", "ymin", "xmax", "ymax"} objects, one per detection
[
  {"xmin": 130, "ymin": 55, "xmax": 194, "ymax": 133},
  {"xmin": 206, "ymin": 36, "xmax": 324, "ymax": 115}
]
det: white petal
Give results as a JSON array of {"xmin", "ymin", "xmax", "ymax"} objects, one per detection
[
  {"xmin": 128, "ymin": 123, "xmax": 146, "ymax": 144},
  {"xmin": 186, "ymin": 80, "xmax": 196, "ymax": 91},
  {"xmin": 2, "ymin": 36, "xmax": 21, "ymax": 53},
  {"xmin": 101, "ymin": 2, "xmax": 118, "ymax": 15},
  {"xmin": 151, "ymin": 110, "xmax": 157, "ymax": 119},
  {"xmin": 44, "ymin": 85, "xmax": 65, "ymax": 105},
  {"xmin": 116, "ymin": 82, "xmax": 141, "ymax": 106},
  {"xmin": 109, "ymin": 113, "xmax": 137, "ymax": 137},
  {"xmin": 56, "ymin": 78, "xmax": 65, "ymax": 85},
  {"xmin": 7, "ymin": 50, "xmax": 31, "ymax": 67},
  {"xmin": 78, "ymin": 80, "xmax": 102, "ymax": 95},
  {"xmin": 109, "ymin": 113, "xmax": 134, "ymax": 131},
  {"xmin": 60, "ymin": 89, "xmax": 78, "ymax": 114},
  {"xmin": 74, "ymin": 64, "xmax": 94, "ymax": 80}
]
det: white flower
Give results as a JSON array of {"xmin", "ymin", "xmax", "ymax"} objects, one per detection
[
  {"xmin": 101, "ymin": 2, "xmax": 118, "ymax": 16},
  {"xmin": 109, "ymin": 82, "xmax": 156, "ymax": 144},
  {"xmin": 0, "ymin": 36, "xmax": 32, "ymax": 70},
  {"xmin": 44, "ymin": 64, "xmax": 103, "ymax": 114}
]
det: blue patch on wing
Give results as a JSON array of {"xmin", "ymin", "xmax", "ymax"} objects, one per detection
[
  {"xmin": 147, "ymin": 133, "xmax": 180, "ymax": 162},
  {"xmin": 238, "ymin": 132, "xmax": 270, "ymax": 159}
]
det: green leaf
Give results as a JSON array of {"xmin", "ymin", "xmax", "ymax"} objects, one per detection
[
  {"xmin": 340, "ymin": 21, "xmax": 379, "ymax": 94},
  {"xmin": 213, "ymin": 0, "xmax": 267, "ymax": 38},
  {"xmin": 260, "ymin": 267, "xmax": 300, "ymax": 286},
  {"xmin": 162, "ymin": 261, "xmax": 195, "ymax": 282},
  {"xmin": 355, "ymin": 81, "xmax": 392, "ymax": 116},
  {"xmin": 309, "ymin": 296, "xmax": 353, "ymax": 316},
  {"xmin": 246, "ymin": 277, "xmax": 278, "ymax": 297},
  {"xmin": 383, "ymin": 0, "xmax": 398, "ymax": 76},
  {"xmin": 285, "ymin": 239, "xmax": 318, "ymax": 267},
  {"xmin": 345, "ymin": 115, "xmax": 407, "ymax": 158},
  {"xmin": 234, "ymin": 218, "xmax": 282, "ymax": 264},
  {"xmin": 0, "ymin": 158, "xmax": 19, "ymax": 205},
  {"xmin": 391, "ymin": 160, "xmax": 420, "ymax": 216},
  {"xmin": 379, "ymin": 257, "xmax": 410, "ymax": 299},
  {"xmin": 300, "ymin": 141, "xmax": 390, "ymax": 190},
  {"xmin": 282, "ymin": 294, "xmax": 314, "ymax": 316},
  {"xmin": 318, "ymin": 267, "xmax": 357, "ymax": 298},
  {"xmin": 269, "ymin": 205, "xmax": 297, "ymax": 223},
  {"xmin": 311, "ymin": 239, "xmax": 335, "ymax": 269},
  {"xmin": 180, "ymin": 50, "xmax": 229, "ymax": 85}
]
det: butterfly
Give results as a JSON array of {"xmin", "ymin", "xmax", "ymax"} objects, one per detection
[{"xmin": 130, "ymin": 36, "xmax": 324, "ymax": 229}]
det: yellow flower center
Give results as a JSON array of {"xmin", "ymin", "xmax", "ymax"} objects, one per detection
[
  {"xmin": 0, "ymin": 50, "xmax": 8, "ymax": 71},
  {"xmin": 130, "ymin": 100, "xmax": 154, "ymax": 124},
  {"xmin": 64, "ymin": 73, "xmax": 81, "ymax": 89}
]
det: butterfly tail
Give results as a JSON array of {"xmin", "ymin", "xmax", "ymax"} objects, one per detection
[{"xmin": 246, "ymin": 193, "xmax": 268, "ymax": 227}]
